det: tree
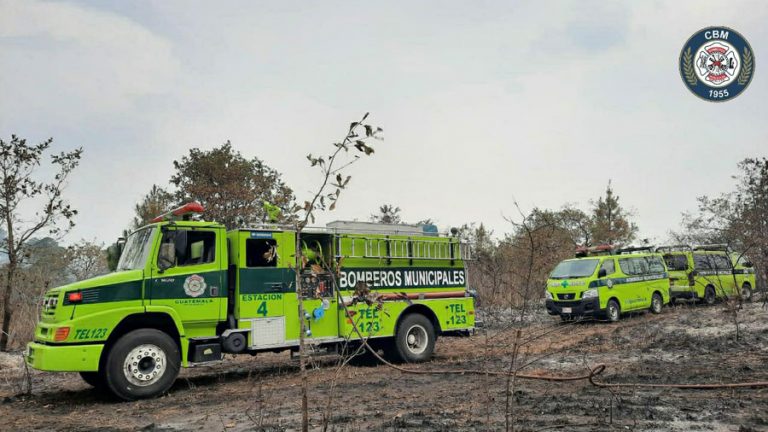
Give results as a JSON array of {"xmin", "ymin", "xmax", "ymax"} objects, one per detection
[
  {"xmin": 170, "ymin": 142, "xmax": 295, "ymax": 228},
  {"xmin": 0, "ymin": 135, "xmax": 82, "ymax": 351},
  {"xmin": 590, "ymin": 180, "xmax": 637, "ymax": 245},
  {"xmin": 132, "ymin": 184, "xmax": 175, "ymax": 229},
  {"xmin": 675, "ymin": 158, "xmax": 768, "ymax": 290},
  {"xmin": 370, "ymin": 204, "xmax": 401, "ymax": 224},
  {"xmin": 65, "ymin": 240, "xmax": 109, "ymax": 281},
  {"xmin": 296, "ymin": 114, "xmax": 381, "ymax": 431}
]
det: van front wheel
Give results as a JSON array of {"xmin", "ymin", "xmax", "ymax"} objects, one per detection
[
  {"xmin": 650, "ymin": 293, "xmax": 663, "ymax": 314},
  {"xmin": 741, "ymin": 284, "xmax": 753, "ymax": 302},
  {"xmin": 704, "ymin": 286, "xmax": 716, "ymax": 305},
  {"xmin": 606, "ymin": 300, "xmax": 621, "ymax": 322}
]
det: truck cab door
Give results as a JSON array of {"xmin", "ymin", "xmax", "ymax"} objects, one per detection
[
  {"xmin": 237, "ymin": 231, "xmax": 293, "ymax": 349},
  {"xmin": 148, "ymin": 226, "xmax": 225, "ymax": 328}
]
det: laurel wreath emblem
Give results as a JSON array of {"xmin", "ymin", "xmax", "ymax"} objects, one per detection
[
  {"xmin": 738, "ymin": 47, "xmax": 753, "ymax": 86},
  {"xmin": 682, "ymin": 46, "xmax": 697, "ymax": 86}
]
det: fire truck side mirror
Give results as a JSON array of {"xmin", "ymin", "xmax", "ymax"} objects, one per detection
[
  {"xmin": 107, "ymin": 241, "xmax": 123, "ymax": 272},
  {"xmin": 597, "ymin": 269, "xmax": 607, "ymax": 278}
]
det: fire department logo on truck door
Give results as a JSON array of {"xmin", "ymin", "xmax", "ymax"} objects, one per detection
[
  {"xmin": 183, "ymin": 274, "xmax": 207, "ymax": 297},
  {"xmin": 680, "ymin": 27, "xmax": 754, "ymax": 102}
]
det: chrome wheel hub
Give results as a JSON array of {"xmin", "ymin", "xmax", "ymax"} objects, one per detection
[
  {"xmin": 124, "ymin": 344, "xmax": 166, "ymax": 387},
  {"xmin": 405, "ymin": 325, "xmax": 428, "ymax": 355}
]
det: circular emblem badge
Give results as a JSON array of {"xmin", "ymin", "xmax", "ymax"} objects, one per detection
[
  {"xmin": 183, "ymin": 274, "xmax": 207, "ymax": 298},
  {"xmin": 680, "ymin": 27, "xmax": 755, "ymax": 102}
]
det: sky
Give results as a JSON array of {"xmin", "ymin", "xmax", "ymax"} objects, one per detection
[{"xmin": 1, "ymin": 0, "xmax": 766, "ymax": 246}]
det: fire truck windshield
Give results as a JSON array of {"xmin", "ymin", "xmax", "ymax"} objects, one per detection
[{"xmin": 117, "ymin": 227, "xmax": 156, "ymax": 271}]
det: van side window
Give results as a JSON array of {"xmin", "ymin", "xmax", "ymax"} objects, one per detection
[
  {"xmin": 619, "ymin": 257, "xmax": 648, "ymax": 276},
  {"xmin": 599, "ymin": 259, "xmax": 615, "ymax": 275},
  {"xmin": 693, "ymin": 254, "xmax": 712, "ymax": 270},
  {"xmin": 712, "ymin": 254, "xmax": 732, "ymax": 270},
  {"xmin": 246, "ymin": 239, "xmax": 278, "ymax": 267},
  {"xmin": 664, "ymin": 254, "xmax": 688, "ymax": 271},
  {"xmin": 646, "ymin": 256, "xmax": 666, "ymax": 273}
]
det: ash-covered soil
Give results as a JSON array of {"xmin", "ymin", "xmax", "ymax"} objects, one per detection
[{"xmin": 2, "ymin": 300, "xmax": 768, "ymax": 431}]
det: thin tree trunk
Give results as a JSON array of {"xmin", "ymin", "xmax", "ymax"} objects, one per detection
[
  {"xmin": 0, "ymin": 215, "xmax": 15, "ymax": 351},
  {"xmin": 295, "ymin": 229, "xmax": 309, "ymax": 432},
  {"xmin": 0, "ymin": 268, "xmax": 14, "ymax": 351}
]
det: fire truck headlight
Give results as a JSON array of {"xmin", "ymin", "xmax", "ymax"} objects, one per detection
[
  {"xmin": 582, "ymin": 289, "xmax": 598, "ymax": 299},
  {"xmin": 545, "ymin": 290, "xmax": 553, "ymax": 300}
]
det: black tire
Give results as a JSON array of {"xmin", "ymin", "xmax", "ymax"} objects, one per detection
[
  {"xmin": 390, "ymin": 314, "xmax": 436, "ymax": 363},
  {"xmin": 741, "ymin": 283, "xmax": 753, "ymax": 302},
  {"xmin": 650, "ymin": 293, "xmax": 663, "ymax": 314},
  {"xmin": 606, "ymin": 299, "xmax": 621, "ymax": 323},
  {"xmin": 104, "ymin": 329, "xmax": 180, "ymax": 401},
  {"xmin": 79, "ymin": 371, "xmax": 106, "ymax": 390},
  {"xmin": 704, "ymin": 286, "xmax": 716, "ymax": 305}
]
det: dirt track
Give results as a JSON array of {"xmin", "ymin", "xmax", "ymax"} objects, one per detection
[{"xmin": 2, "ymin": 301, "xmax": 768, "ymax": 431}]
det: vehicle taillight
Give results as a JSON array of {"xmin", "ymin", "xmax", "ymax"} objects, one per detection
[
  {"xmin": 54, "ymin": 327, "xmax": 70, "ymax": 341},
  {"xmin": 68, "ymin": 291, "xmax": 83, "ymax": 303}
]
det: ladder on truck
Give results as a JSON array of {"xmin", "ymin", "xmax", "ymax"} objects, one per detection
[{"xmin": 334, "ymin": 235, "xmax": 472, "ymax": 261}]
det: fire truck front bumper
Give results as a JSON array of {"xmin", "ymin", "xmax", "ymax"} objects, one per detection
[{"xmin": 25, "ymin": 342, "xmax": 103, "ymax": 372}]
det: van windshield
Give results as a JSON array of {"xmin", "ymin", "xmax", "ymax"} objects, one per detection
[
  {"xmin": 550, "ymin": 259, "xmax": 599, "ymax": 279},
  {"xmin": 117, "ymin": 227, "xmax": 156, "ymax": 271}
]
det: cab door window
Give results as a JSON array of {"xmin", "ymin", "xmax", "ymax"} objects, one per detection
[
  {"xmin": 599, "ymin": 259, "xmax": 615, "ymax": 276},
  {"xmin": 158, "ymin": 230, "xmax": 216, "ymax": 269}
]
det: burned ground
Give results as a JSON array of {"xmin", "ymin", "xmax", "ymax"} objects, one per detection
[{"xmin": 2, "ymin": 301, "xmax": 768, "ymax": 431}]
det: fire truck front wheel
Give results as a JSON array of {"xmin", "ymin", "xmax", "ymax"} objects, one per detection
[
  {"xmin": 104, "ymin": 329, "xmax": 180, "ymax": 401},
  {"xmin": 79, "ymin": 371, "xmax": 106, "ymax": 390},
  {"xmin": 391, "ymin": 314, "xmax": 436, "ymax": 363}
]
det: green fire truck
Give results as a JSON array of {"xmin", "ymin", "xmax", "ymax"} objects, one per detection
[{"xmin": 25, "ymin": 204, "xmax": 475, "ymax": 400}]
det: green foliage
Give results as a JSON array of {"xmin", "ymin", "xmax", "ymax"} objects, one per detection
[
  {"xmin": 0, "ymin": 135, "xmax": 82, "ymax": 351},
  {"xmin": 676, "ymin": 158, "xmax": 768, "ymax": 262},
  {"xmin": 297, "ymin": 113, "xmax": 382, "ymax": 227},
  {"xmin": 132, "ymin": 185, "xmax": 175, "ymax": 229},
  {"xmin": 370, "ymin": 204, "xmax": 402, "ymax": 224},
  {"xmin": 168, "ymin": 141, "xmax": 295, "ymax": 228},
  {"xmin": 590, "ymin": 181, "xmax": 637, "ymax": 246}
]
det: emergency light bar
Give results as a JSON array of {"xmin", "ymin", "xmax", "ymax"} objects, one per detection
[{"xmin": 150, "ymin": 202, "xmax": 205, "ymax": 223}]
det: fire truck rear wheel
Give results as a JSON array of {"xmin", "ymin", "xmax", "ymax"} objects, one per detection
[
  {"xmin": 391, "ymin": 314, "xmax": 435, "ymax": 363},
  {"xmin": 104, "ymin": 329, "xmax": 180, "ymax": 401}
]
